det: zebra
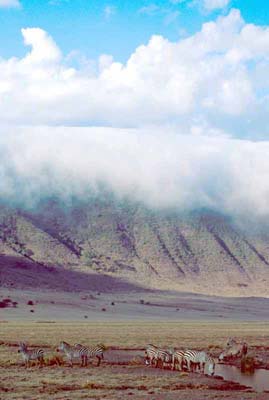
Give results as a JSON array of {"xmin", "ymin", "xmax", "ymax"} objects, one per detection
[
  {"xmin": 153, "ymin": 348, "xmax": 173, "ymax": 369},
  {"xmin": 57, "ymin": 341, "xmax": 83, "ymax": 367},
  {"xmin": 171, "ymin": 349, "xmax": 185, "ymax": 371},
  {"xmin": 219, "ymin": 338, "xmax": 248, "ymax": 362},
  {"xmin": 18, "ymin": 342, "xmax": 44, "ymax": 368},
  {"xmin": 145, "ymin": 344, "xmax": 159, "ymax": 367},
  {"xmin": 219, "ymin": 341, "xmax": 247, "ymax": 362},
  {"xmin": 183, "ymin": 350, "xmax": 215, "ymax": 376},
  {"xmin": 74, "ymin": 343, "xmax": 105, "ymax": 366},
  {"xmin": 226, "ymin": 337, "xmax": 237, "ymax": 348}
]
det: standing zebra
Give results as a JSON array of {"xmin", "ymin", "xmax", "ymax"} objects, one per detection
[
  {"xmin": 74, "ymin": 343, "xmax": 105, "ymax": 366},
  {"xmin": 18, "ymin": 342, "xmax": 44, "ymax": 368},
  {"xmin": 154, "ymin": 348, "xmax": 173, "ymax": 369},
  {"xmin": 57, "ymin": 341, "xmax": 82, "ymax": 367},
  {"xmin": 145, "ymin": 344, "xmax": 159, "ymax": 367},
  {"xmin": 183, "ymin": 350, "xmax": 215, "ymax": 376},
  {"xmin": 171, "ymin": 350, "xmax": 185, "ymax": 371}
]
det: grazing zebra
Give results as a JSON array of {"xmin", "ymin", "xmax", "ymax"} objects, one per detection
[
  {"xmin": 155, "ymin": 348, "xmax": 173, "ymax": 369},
  {"xmin": 183, "ymin": 350, "xmax": 215, "ymax": 376},
  {"xmin": 57, "ymin": 341, "xmax": 82, "ymax": 367},
  {"xmin": 18, "ymin": 342, "xmax": 44, "ymax": 368},
  {"xmin": 171, "ymin": 350, "xmax": 185, "ymax": 371},
  {"xmin": 147, "ymin": 347, "xmax": 173, "ymax": 369},
  {"xmin": 145, "ymin": 344, "xmax": 159, "ymax": 367},
  {"xmin": 74, "ymin": 343, "xmax": 105, "ymax": 366}
]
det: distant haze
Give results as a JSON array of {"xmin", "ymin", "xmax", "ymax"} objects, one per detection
[{"xmin": 1, "ymin": 9, "xmax": 269, "ymax": 218}]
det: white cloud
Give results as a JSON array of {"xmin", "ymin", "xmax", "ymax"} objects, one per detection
[
  {"xmin": 1, "ymin": 125, "xmax": 269, "ymax": 219},
  {"xmin": 104, "ymin": 5, "xmax": 116, "ymax": 20},
  {"xmin": 0, "ymin": 0, "xmax": 21, "ymax": 8},
  {"xmin": 138, "ymin": 4, "xmax": 160, "ymax": 16},
  {"xmin": 0, "ymin": 10, "xmax": 269, "ymax": 217},
  {"xmin": 203, "ymin": 0, "xmax": 230, "ymax": 11},
  {"xmin": 0, "ymin": 9, "xmax": 268, "ymax": 134}
]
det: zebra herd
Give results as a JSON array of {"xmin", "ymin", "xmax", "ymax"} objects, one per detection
[
  {"xmin": 145, "ymin": 344, "xmax": 215, "ymax": 376},
  {"xmin": 18, "ymin": 341, "xmax": 106, "ymax": 368},
  {"xmin": 17, "ymin": 336, "xmax": 246, "ymax": 375}
]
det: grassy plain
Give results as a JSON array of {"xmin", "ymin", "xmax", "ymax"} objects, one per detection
[{"xmin": 1, "ymin": 321, "xmax": 269, "ymax": 399}]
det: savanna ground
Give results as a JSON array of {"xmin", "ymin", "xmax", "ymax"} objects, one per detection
[{"xmin": 2, "ymin": 321, "xmax": 269, "ymax": 399}]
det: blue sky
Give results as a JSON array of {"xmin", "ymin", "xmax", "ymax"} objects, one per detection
[{"xmin": 1, "ymin": 0, "xmax": 269, "ymax": 62}]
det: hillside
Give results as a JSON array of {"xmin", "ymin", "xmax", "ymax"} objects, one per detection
[{"xmin": 1, "ymin": 199, "xmax": 269, "ymax": 296}]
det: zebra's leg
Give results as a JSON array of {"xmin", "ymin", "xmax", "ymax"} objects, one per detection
[
  {"xmin": 68, "ymin": 356, "xmax": 73, "ymax": 368},
  {"xmin": 38, "ymin": 356, "xmax": 44, "ymax": 368},
  {"xmin": 171, "ymin": 356, "xmax": 175, "ymax": 371},
  {"xmin": 186, "ymin": 359, "xmax": 191, "ymax": 372},
  {"xmin": 96, "ymin": 356, "xmax": 101, "ymax": 367}
]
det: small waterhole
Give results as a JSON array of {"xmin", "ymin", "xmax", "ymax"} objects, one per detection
[{"xmin": 216, "ymin": 364, "xmax": 269, "ymax": 392}]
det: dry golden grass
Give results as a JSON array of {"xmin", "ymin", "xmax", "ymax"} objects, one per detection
[
  {"xmin": 1, "ymin": 320, "xmax": 269, "ymax": 348},
  {"xmin": 1, "ymin": 321, "xmax": 269, "ymax": 399}
]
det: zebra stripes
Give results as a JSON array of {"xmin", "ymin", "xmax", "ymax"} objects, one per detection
[
  {"xmin": 145, "ymin": 346, "xmax": 215, "ymax": 375},
  {"xmin": 172, "ymin": 350, "xmax": 185, "ymax": 371},
  {"xmin": 183, "ymin": 350, "xmax": 215, "ymax": 376},
  {"xmin": 145, "ymin": 344, "xmax": 159, "ymax": 366},
  {"xmin": 151, "ymin": 348, "xmax": 173, "ymax": 369},
  {"xmin": 18, "ymin": 342, "xmax": 44, "ymax": 368},
  {"xmin": 57, "ymin": 341, "xmax": 83, "ymax": 367},
  {"xmin": 57, "ymin": 341, "xmax": 105, "ymax": 367},
  {"xmin": 145, "ymin": 345, "xmax": 183, "ymax": 371},
  {"xmin": 74, "ymin": 343, "xmax": 105, "ymax": 366}
]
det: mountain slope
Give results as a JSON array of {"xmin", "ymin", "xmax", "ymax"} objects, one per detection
[{"xmin": 1, "ymin": 200, "xmax": 269, "ymax": 296}]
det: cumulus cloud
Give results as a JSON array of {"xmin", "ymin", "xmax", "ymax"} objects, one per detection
[
  {"xmin": 1, "ymin": 9, "xmax": 268, "ymax": 137},
  {"xmin": 0, "ymin": 9, "xmax": 269, "ymax": 217},
  {"xmin": 0, "ymin": 0, "xmax": 21, "ymax": 8}
]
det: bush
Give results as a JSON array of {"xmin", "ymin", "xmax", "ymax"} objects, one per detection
[{"xmin": 27, "ymin": 300, "xmax": 34, "ymax": 306}]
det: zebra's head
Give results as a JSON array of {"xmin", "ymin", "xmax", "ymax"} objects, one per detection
[
  {"xmin": 18, "ymin": 342, "xmax": 27, "ymax": 353},
  {"xmin": 145, "ymin": 357, "xmax": 150, "ymax": 365},
  {"xmin": 74, "ymin": 343, "xmax": 83, "ymax": 348},
  {"xmin": 57, "ymin": 341, "xmax": 69, "ymax": 352},
  {"xmin": 226, "ymin": 337, "xmax": 236, "ymax": 348}
]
